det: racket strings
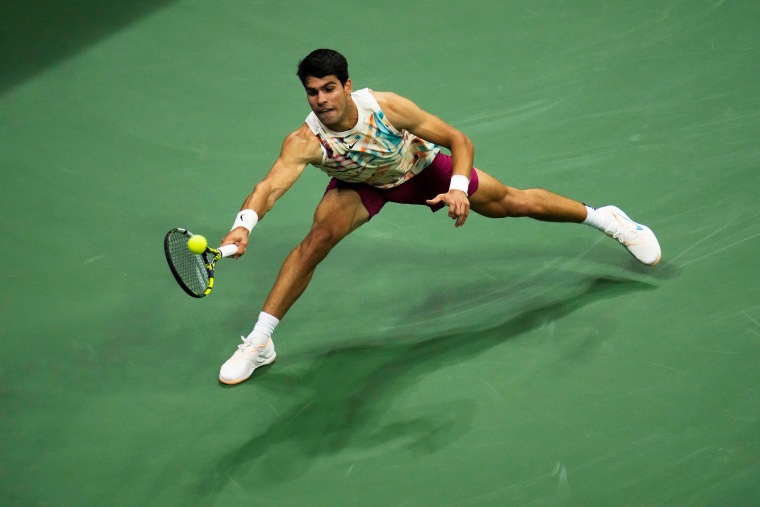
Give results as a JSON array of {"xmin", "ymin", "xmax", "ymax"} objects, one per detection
[{"xmin": 167, "ymin": 232, "xmax": 209, "ymax": 295}]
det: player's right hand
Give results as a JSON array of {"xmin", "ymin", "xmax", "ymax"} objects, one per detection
[{"xmin": 221, "ymin": 228, "xmax": 250, "ymax": 258}]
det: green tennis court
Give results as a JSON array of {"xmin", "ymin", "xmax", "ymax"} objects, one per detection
[{"xmin": 2, "ymin": 1, "xmax": 759, "ymax": 505}]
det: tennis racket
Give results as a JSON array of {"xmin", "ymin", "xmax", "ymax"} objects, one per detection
[{"xmin": 163, "ymin": 227, "xmax": 238, "ymax": 298}]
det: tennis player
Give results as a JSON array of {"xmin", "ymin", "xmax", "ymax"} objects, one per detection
[{"xmin": 217, "ymin": 49, "xmax": 661, "ymax": 385}]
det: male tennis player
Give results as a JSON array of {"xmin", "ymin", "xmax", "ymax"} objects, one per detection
[{"xmin": 217, "ymin": 48, "xmax": 661, "ymax": 385}]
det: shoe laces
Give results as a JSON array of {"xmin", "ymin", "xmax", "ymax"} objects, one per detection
[
  {"xmin": 236, "ymin": 336, "xmax": 271, "ymax": 354},
  {"xmin": 237, "ymin": 336, "xmax": 257, "ymax": 353},
  {"xmin": 609, "ymin": 219, "xmax": 643, "ymax": 245}
]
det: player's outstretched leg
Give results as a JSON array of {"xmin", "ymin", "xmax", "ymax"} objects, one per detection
[{"xmin": 469, "ymin": 169, "xmax": 661, "ymax": 265}]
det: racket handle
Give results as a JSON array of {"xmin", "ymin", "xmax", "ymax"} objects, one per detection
[{"xmin": 218, "ymin": 244, "xmax": 239, "ymax": 258}]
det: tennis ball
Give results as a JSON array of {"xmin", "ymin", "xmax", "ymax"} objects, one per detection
[{"xmin": 187, "ymin": 234, "xmax": 208, "ymax": 254}]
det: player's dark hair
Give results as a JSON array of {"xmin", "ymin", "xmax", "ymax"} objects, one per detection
[{"xmin": 297, "ymin": 49, "xmax": 349, "ymax": 86}]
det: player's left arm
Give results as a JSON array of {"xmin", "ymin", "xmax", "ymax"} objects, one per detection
[{"xmin": 375, "ymin": 91, "xmax": 474, "ymax": 227}]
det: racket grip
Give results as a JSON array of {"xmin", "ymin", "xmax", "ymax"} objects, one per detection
[{"xmin": 218, "ymin": 244, "xmax": 239, "ymax": 258}]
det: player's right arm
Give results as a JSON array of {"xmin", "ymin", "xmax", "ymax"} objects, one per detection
[{"xmin": 221, "ymin": 123, "xmax": 321, "ymax": 257}]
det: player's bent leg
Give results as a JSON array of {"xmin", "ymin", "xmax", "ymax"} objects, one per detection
[
  {"xmin": 219, "ymin": 189, "xmax": 369, "ymax": 385},
  {"xmin": 469, "ymin": 169, "xmax": 587, "ymax": 222},
  {"xmin": 262, "ymin": 187, "xmax": 370, "ymax": 318}
]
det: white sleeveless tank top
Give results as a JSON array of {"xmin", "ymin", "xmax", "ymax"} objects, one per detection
[{"xmin": 304, "ymin": 88, "xmax": 440, "ymax": 189}]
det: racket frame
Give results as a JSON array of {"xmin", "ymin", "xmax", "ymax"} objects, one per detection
[{"xmin": 164, "ymin": 227, "xmax": 235, "ymax": 298}]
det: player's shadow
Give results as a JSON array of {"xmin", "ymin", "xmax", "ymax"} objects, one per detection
[{"xmin": 196, "ymin": 275, "xmax": 655, "ymax": 502}]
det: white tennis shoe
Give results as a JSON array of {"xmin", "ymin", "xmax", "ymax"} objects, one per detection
[
  {"xmin": 219, "ymin": 337, "xmax": 276, "ymax": 385},
  {"xmin": 599, "ymin": 206, "xmax": 661, "ymax": 266}
]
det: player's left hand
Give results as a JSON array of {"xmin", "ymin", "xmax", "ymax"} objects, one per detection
[{"xmin": 426, "ymin": 189, "xmax": 470, "ymax": 227}]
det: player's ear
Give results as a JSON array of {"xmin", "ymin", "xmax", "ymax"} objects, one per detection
[{"xmin": 344, "ymin": 78, "xmax": 353, "ymax": 95}]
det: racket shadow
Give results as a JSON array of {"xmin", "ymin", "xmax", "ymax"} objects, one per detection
[{"xmin": 196, "ymin": 276, "xmax": 656, "ymax": 501}]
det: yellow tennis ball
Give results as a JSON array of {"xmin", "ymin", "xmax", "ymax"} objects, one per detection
[{"xmin": 187, "ymin": 234, "xmax": 208, "ymax": 254}]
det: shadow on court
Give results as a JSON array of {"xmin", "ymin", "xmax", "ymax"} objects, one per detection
[
  {"xmin": 196, "ymin": 276, "xmax": 656, "ymax": 502},
  {"xmin": 0, "ymin": 0, "xmax": 177, "ymax": 95}
]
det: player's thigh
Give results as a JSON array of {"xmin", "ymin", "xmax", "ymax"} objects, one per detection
[
  {"xmin": 469, "ymin": 168, "xmax": 515, "ymax": 218},
  {"xmin": 312, "ymin": 187, "xmax": 370, "ymax": 239}
]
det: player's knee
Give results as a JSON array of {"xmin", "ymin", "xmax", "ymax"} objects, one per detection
[
  {"xmin": 504, "ymin": 195, "xmax": 532, "ymax": 217},
  {"xmin": 474, "ymin": 183, "xmax": 533, "ymax": 218},
  {"xmin": 302, "ymin": 223, "xmax": 345, "ymax": 255},
  {"xmin": 506, "ymin": 188, "xmax": 553, "ymax": 217},
  {"xmin": 484, "ymin": 190, "xmax": 535, "ymax": 218},
  {"xmin": 479, "ymin": 187, "xmax": 525, "ymax": 218}
]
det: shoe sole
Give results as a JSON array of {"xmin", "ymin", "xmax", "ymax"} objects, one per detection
[
  {"xmin": 634, "ymin": 247, "xmax": 661, "ymax": 266},
  {"xmin": 218, "ymin": 354, "xmax": 276, "ymax": 385}
]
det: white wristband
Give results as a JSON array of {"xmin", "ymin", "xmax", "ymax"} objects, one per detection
[
  {"xmin": 449, "ymin": 174, "xmax": 470, "ymax": 195},
  {"xmin": 231, "ymin": 209, "xmax": 259, "ymax": 233}
]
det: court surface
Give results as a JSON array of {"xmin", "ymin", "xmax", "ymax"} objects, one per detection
[{"xmin": 2, "ymin": 1, "xmax": 759, "ymax": 505}]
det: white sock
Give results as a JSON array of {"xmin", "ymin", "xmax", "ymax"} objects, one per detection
[
  {"xmin": 582, "ymin": 205, "xmax": 616, "ymax": 233},
  {"xmin": 247, "ymin": 311, "xmax": 280, "ymax": 346}
]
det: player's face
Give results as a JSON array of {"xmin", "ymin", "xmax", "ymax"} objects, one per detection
[{"xmin": 304, "ymin": 75, "xmax": 354, "ymax": 130}]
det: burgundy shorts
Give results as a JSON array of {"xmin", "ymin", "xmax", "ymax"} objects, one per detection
[{"xmin": 324, "ymin": 152, "xmax": 479, "ymax": 219}]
